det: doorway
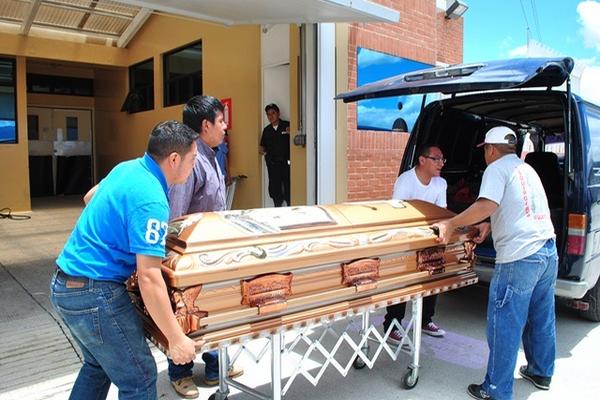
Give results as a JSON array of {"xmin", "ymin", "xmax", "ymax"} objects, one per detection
[
  {"xmin": 27, "ymin": 107, "xmax": 94, "ymax": 198},
  {"xmin": 261, "ymin": 24, "xmax": 291, "ymax": 208},
  {"xmin": 261, "ymin": 63, "xmax": 290, "ymax": 207}
]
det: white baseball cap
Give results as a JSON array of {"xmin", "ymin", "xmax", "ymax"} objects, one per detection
[{"xmin": 477, "ymin": 126, "xmax": 517, "ymax": 147}]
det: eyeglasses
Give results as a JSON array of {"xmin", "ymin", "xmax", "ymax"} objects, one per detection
[{"xmin": 425, "ymin": 156, "xmax": 447, "ymax": 164}]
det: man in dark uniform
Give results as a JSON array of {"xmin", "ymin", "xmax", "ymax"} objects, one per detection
[{"xmin": 259, "ymin": 103, "xmax": 290, "ymax": 207}]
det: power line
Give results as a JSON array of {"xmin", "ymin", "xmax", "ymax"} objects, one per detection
[
  {"xmin": 519, "ymin": 0, "xmax": 532, "ymax": 45},
  {"xmin": 530, "ymin": 0, "xmax": 543, "ymax": 43}
]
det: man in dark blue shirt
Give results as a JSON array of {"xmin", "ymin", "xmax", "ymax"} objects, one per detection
[
  {"xmin": 259, "ymin": 103, "xmax": 290, "ymax": 207},
  {"xmin": 51, "ymin": 120, "xmax": 199, "ymax": 400}
]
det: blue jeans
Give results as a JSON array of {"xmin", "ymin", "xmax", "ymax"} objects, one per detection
[
  {"xmin": 50, "ymin": 269, "xmax": 157, "ymax": 400},
  {"xmin": 168, "ymin": 351, "xmax": 220, "ymax": 381},
  {"xmin": 482, "ymin": 239, "xmax": 557, "ymax": 400}
]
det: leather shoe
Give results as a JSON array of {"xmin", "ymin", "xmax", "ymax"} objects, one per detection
[
  {"xmin": 171, "ymin": 376, "xmax": 199, "ymax": 399},
  {"xmin": 204, "ymin": 364, "xmax": 244, "ymax": 386}
]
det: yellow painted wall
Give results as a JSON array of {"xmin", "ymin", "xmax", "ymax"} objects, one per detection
[
  {"xmin": 0, "ymin": 57, "xmax": 30, "ymax": 212},
  {"xmin": 28, "ymin": 93, "xmax": 95, "ymax": 110},
  {"xmin": 94, "ymin": 67, "xmax": 129, "ymax": 178},
  {"xmin": 0, "ymin": 33, "xmax": 126, "ymax": 211},
  {"xmin": 0, "ymin": 31, "xmax": 127, "ymax": 66},
  {"xmin": 335, "ymin": 24, "xmax": 349, "ymax": 202},
  {"xmin": 0, "ymin": 14, "xmax": 263, "ymax": 210},
  {"xmin": 289, "ymin": 25, "xmax": 307, "ymax": 206},
  {"xmin": 91, "ymin": 15, "xmax": 263, "ymax": 209}
]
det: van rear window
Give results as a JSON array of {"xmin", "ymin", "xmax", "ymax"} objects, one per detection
[{"xmin": 544, "ymin": 139, "xmax": 565, "ymax": 160}]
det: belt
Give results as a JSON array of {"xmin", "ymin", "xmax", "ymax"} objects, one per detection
[{"xmin": 56, "ymin": 267, "xmax": 89, "ymax": 288}]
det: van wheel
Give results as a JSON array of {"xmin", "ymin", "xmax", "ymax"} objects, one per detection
[{"xmin": 579, "ymin": 278, "xmax": 600, "ymax": 322}]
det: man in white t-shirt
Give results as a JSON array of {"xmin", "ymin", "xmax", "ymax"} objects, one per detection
[
  {"xmin": 432, "ymin": 126, "xmax": 557, "ymax": 400},
  {"xmin": 384, "ymin": 145, "xmax": 448, "ymax": 344}
]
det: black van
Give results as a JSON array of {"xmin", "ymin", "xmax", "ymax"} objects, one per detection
[{"xmin": 337, "ymin": 57, "xmax": 600, "ymax": 321}]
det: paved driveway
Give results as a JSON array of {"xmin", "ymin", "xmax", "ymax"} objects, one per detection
[{"xmin": 1, "ymin": 197, "xmax": 598, "ymax": 400}]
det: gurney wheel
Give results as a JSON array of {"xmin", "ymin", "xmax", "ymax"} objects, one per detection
[
  {"xmin": 208, "ymin": 394, "xmax": 228, "ymax": 400},
  {"xmin": 402, "ymin": 368, "xmax": 418, "ymax": 389},
  {"xmin": 352, "ymin": 355, "xmax": 367, "ymax": 369}
]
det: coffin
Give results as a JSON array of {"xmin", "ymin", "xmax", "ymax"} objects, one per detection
[{"xmin": 130, "ymin": 200, "xmax": 478, "ymax": 352}]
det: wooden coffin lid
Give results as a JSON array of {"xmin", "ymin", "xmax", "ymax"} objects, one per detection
[
  {"xmin": 168, "ymin": 200, "xmax": 452, "ymax": 252},
  {"xmin": 160, "ymin": 200, "xmax": 462, "ymax": 287}
]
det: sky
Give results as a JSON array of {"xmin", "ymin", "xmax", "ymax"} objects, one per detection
[{"xmin": 463, "ymin": 0, "xmax": 600, "ymax": 103}]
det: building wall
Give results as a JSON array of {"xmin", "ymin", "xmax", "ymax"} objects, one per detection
[
  {"xmin": 0, "ymin": 57, "xmax": 30, "ymax": 212},
  {"xmin": 289, "ymin": 25, "xmax": 306, "ymax": 206},
  {"xmin": 345, "ymin": 0, "xmax": 463, "ymax": 201},
  {"xmin": 0, "ymin": 14, "xmax": 262, "ymax": 211},
  {"xmin": 93, "ymin": 15, "xmax": 262, "ymax": 210},
  {"xmin": 0, "ymin": 34, "xmax": 126, "ymax": 212}
]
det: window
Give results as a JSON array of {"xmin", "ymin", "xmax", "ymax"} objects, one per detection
[
  {"xmin": 163, "ymin": 41, "xmax": 202, "ymax": 107},
  {"xmin": 28, "ymin": 115, "xmax": 39, "ymax": 140},
  {"xmin": 66, "ymin": 117, "xmax": 78, "ymax": 141},
  {"xmin": 122, "ymin": 58, "xmax": 154, "ymax": 113},
  {"xmin": 356, "ymin": 48, "xmax": 435, "ymax": 132},
  {"xmin": 544, "ymin": 135, "xmax": 565, "ymax": 160},
  {"xmin": 0, "ymin": 58, "xmax": 17, "ymax": 144},
  {"xmin": 27, "ymin": 74, "xmax": 93, "ymax": 97}
]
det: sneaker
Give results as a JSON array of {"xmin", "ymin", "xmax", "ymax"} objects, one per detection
[
  {"xmin": 467, "ymin": 384, "xmax": 494, "ymax": 400},
  {"xmin": 422, "ymin": 322, "xmax": 445, "ymax": 337},
  {"xmin": 519, "ymin": 365, "xmax": 551, "ymax": 390},
  {"xmin": 386, "ymin": 329, "xmax": 411, "ymax": 349},
  {"xmin": 171, "ymin": 376, "xmax": 199, "ymax": 399},
  {"xmin": 386, "ymin": 329, "xmax": 403, "ymax": 345},
  {"xmin": 204, "ymin": 364, "xmax": 244, "ymax": 386}
]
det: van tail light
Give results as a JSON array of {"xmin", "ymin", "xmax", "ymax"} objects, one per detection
[{"xmin": 567, "ymin": 213, "xmax": 587, "ymax": 256}]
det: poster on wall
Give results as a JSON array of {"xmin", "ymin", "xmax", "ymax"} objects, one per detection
[
  {"xmin": 356, "ymin": 48, "xmax": 437, "ymax": 133},
  {"xmin": 221, "ymin": 98, "xmax": 232, "ymax": 130}
]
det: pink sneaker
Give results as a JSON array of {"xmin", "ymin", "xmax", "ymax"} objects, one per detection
[{"xmin": 422, "ymin": 322, "xmax": 445, "ymax": 337}]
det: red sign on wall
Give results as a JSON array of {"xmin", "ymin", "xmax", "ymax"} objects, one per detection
[{"xmin": 221, "ymin": 98, "xmax": 232, "ymax": 130}]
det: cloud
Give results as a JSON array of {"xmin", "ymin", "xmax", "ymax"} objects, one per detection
[
  {"xmin": 357, "ymin": 95, "xmax": 431, "ymax": 131},
  {"xmin": 357, "ymin": 48, "xmax": 400, "ymax": 68},
  {"xmin": 576, "ymin": 56, "xmax": 598, "ymax": 66},
  {"xmin": 507, "ymin": 45, "xmax": 528, "ymax": 58},
  {"xmin": 579, "ymin": 65, "xmax": 600, "ymax": 104},
  {"xmin": 577, "ymin": 1, "xmax": 600, "ymax": 51},
  {"xmin": 357, "ymin": 104, "xmax": 400, "ymax": 129}
]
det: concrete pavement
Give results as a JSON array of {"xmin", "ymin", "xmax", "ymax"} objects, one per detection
[{"xmin": 0, "ymin": 196, "xmax": 599, "ymax": 400}]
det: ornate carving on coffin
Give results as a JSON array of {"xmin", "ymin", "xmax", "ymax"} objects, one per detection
[
  {"xmin": 341, "ymin": 258, "xmax": 380, "ymax": 292},
  {"xmin": 192, "ymin": 227, "xmax": 435, "ymax": 268},
  {"xmin": 170, "ymin": 286, "xmax": 207, "ymax": 334},
  {"xmin": 417, "ymin": 246, "xmax": 446, "ymax": 275},
  {"xmin": 197, "ymin": 246, "xmax": 267, "ymax": 266},
  {"xmin": 462, "ymin": 241, "xmax": 476, "ymax": 264},
  {"xmin": 241, "ymin": 273, "xmax": 293, "ymax": 315},
  {"xmin": 163, "ymin": 253, "xmax": 197, "ymax": 271},
  {"xmin": 168, "ymin": 213, "xmax": 204, "ymax": 237}
]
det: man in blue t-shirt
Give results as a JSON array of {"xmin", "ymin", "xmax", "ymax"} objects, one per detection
[{"xmin": 51, "ymin": 120, "xmax": 199, "ymax": 400}]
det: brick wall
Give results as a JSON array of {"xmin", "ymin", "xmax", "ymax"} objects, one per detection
[{"xmin": 345, "ymin": 0, "xmax": 463, "ymax": 201}]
